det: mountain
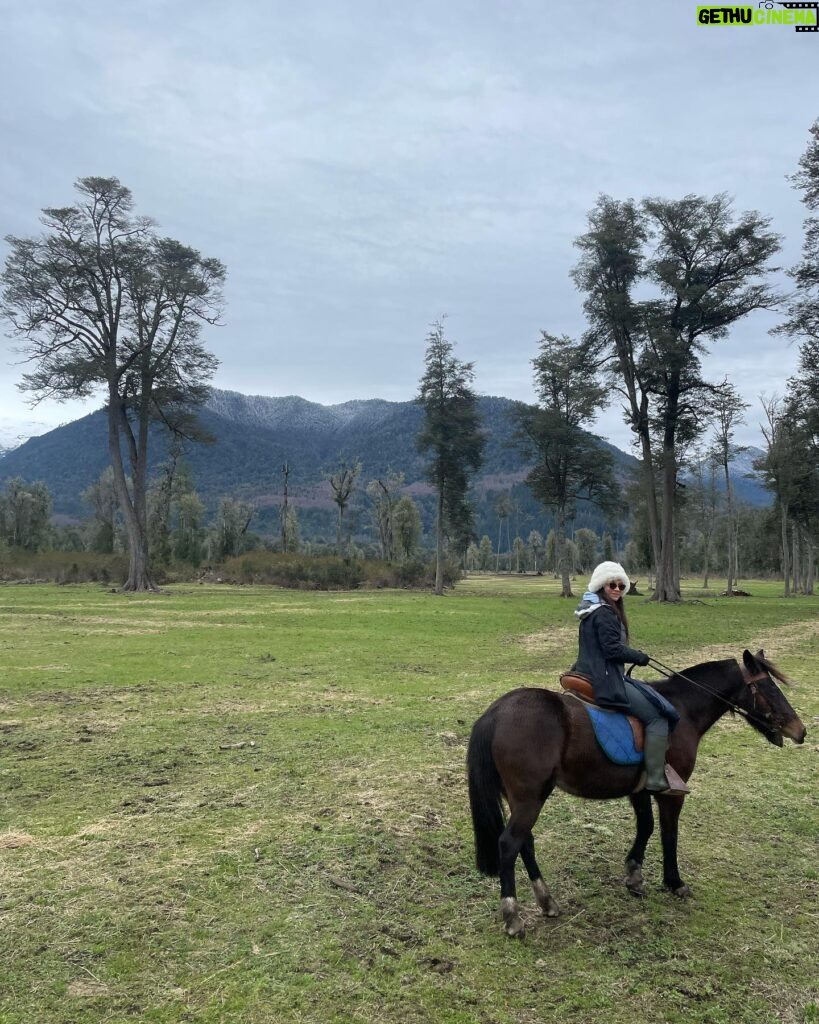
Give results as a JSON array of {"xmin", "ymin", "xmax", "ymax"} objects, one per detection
[
  {"xmin": 0, "ymin": 416, "xmax": 53, "ymax": 455},
  {"xmin": 0, "ymin": 389, "xmax": 769, "ymax": 541}
]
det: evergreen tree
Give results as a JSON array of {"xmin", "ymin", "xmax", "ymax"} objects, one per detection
[
  {"xmin": 515, "ymin": 333, "xmax": 616, "ymax": 597},
  {"xmin": 416, "ymin": 320, "xmax": 485, "ymax": 595}
]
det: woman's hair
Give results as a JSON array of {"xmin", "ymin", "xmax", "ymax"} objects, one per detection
[{"xmin": 599, "ymin": 586, "xmax": 630, "ymax": 639}]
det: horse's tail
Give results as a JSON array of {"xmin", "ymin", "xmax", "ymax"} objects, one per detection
[{"xmin": 467, "ymin": 708, "xmax": 506, "ymax": 877}]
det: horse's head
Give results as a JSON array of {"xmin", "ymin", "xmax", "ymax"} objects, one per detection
[{"xmin": 740, "ymin": 649, "xmax": 806, "ymax": 747}]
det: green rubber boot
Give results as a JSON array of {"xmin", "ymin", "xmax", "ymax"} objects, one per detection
[{"xmin": 643, "ymin": 732, "xmax": 670, "ymax": 793}]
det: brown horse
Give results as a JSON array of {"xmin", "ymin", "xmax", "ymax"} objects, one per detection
[{"xmin": 467, "ymin": 650, "xmax": 806, "ymax": 938}]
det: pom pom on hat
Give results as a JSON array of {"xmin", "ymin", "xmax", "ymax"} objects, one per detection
[{"xmin": 588, "ymin": 561, "xmax": 630, "ymax": 594}]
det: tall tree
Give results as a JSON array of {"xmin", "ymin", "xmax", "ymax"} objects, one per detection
[
  {"xmin": 0, "ymin": 478, "xmax": 52, "ymax": 551},
  {"xmin": 393, "ymin": 495, "xmax": 422, "ymax": 561},
  {"xmin": 416, "ymin": 320, "xmax": 485, "ymax": 595},
  {"xmin": 528, "ymin": 530, "xmax": 544, "ymax": 573},
  {"xmin": 772, "ymin": 118, "xmax": 819, "ymax": 592},
  {"xmin": 280, "ymin": 463, "xmax": 292, "ymax": 553},
  {"xmin": 708, "ymin": 384, "xmax": 749, "ymax": 596},
  {"xmin": 215, "ymin": 497, "xmax": 255, "ymax": 560},
  {"xmin": 329, "ymin": 460, "xmax": 361, "ymax": 553},
  {"xmin": 685, "ymin": 451, "xmax": 720, "ymax": 589},
  {"xmin": 777, "ymin": 118, "xmax": 819, "ymax": 372},
  {"xmin": 494, "ymin": 492, "xmax": 512, "ymax": 572},
  {"xmin": 514, "ymin": 333, "xmax": 616, "ymax": 597},
  {"xmin": 366, "ymin": 471, "xmax": 405, "ymax": 561},
  {"xmin": 574, "ymin": 193, "xmax": 781, "ymax": 601},
  {"xmin": 755, "ymin": 397, "xmax": 815, "ymax": 596},
  {"xmin": 81, "ymin": 467, "xmax": 120, "ymax": 554},
  {"xmin": 1, "ymin": 176, "xmax": 225, "ymax": 590}
]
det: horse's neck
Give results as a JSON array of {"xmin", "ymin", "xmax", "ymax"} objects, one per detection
[{"xmin": 668, "ymin": 660, "xmax": 744, "ymax": 735}]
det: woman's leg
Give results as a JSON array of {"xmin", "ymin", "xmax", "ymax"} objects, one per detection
[{"xmin": 621, "ymin": 680, "xmax": 669, "ymax": 791}]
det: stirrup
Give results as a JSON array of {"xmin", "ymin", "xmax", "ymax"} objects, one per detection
[
  {"xmin": 663, "ymin": 764, "xmax": 690, "ymax": 795},
  {"xmin": 637, "ymin": 764, "xmax": 690, "ymax": 796}
]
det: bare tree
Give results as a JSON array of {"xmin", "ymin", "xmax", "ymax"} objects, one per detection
[{"xmin": 329, "ymin": 461, "xmax": 361, "ymax": 553}]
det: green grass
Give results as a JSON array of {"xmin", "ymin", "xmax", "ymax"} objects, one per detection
[{"xmin": 0, "ymin": 577, "xmax": 817, "ymax": 1023}]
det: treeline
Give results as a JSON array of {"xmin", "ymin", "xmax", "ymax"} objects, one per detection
[{"xmin": 2, "ymin": 119, "xmax": 819, "ymax": 596}]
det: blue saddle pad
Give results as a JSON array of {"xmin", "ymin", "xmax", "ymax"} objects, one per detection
[{"xmin": 584, "ymin": 705, "xmax": 644, "ymax": 766}]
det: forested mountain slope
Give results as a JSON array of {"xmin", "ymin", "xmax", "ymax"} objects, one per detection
[{"xmin": 0, "ymin": 389, "xmax": 767, "ymax": 540}]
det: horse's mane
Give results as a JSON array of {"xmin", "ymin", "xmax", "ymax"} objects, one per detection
[
  {"xmin": 650, "ymin": 651, "xmax": 793, "ymax": 693},
  {"xmin": 754, "ymin": 650, "xmax": 794, "ymax": 687}
]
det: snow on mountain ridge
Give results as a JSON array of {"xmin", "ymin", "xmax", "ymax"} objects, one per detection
[
  {"xmin": 205, "ymin": 388, "xmax": 402, "ymax": 433},
  {"xmin": 0, "ymin": 417, "xmax": 53, "ymax": 454}
]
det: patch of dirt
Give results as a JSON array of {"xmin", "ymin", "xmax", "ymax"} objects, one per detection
[
  {"xmin": 680, "ymin": 619, "xmax": 819, "ymax": 668},
  {"xmin": 67, "ymin": 979, "xmax": 110, "ymax": 998},
  {"xmin": 0, "ymin": 832, "xmax": 35, "ymax": 849},
  {"xmin": 517, "ymin": 624, "xmax": 576, "ymax": 655}
]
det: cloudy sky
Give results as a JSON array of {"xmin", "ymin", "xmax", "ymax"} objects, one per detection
[{"xmin": 1, "ymin": 0, "xmax": 816, "ymax": 451}]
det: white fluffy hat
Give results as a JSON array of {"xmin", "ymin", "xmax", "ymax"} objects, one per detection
[{"xmin": 588, "ymin": 561, "xmax": 631, "ymax": 594}]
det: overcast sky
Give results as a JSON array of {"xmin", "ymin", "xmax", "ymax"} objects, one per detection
[{"xmin": 1, "ymin": 0, "xmax": 816, "ymax": 452}]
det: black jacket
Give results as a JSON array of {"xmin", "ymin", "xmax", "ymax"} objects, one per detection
[{"xmin": 572, "ymin": 604, "xmax": 649, "ymax": 709}]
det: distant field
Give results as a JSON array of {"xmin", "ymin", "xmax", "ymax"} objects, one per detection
[{"xmin": 0, "ymin": 579, "xmax": 816, "ymax": 1023}]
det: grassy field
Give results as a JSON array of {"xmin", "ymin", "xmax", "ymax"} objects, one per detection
[{"xmin": 0, "ymin": 576, "xmax": 817, "ymax": 1023}]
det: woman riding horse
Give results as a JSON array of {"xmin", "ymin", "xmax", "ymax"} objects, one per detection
[
  {"xmin": 468, "ymin": 643, "xmax": 806, "ymax": 939},
  {"xmin": 571, "ymin": 561, "xmax": 679, "ymax": 792}
]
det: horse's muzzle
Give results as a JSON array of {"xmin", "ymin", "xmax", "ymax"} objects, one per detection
[{"xmin": 783, "ymin": 718, "xmax": 807, "ymax": 745}]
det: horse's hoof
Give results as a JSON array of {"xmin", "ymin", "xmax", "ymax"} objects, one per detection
[
  {"xmin": 625, "ymin": 860, "xmax": 645, "ymax": 896},
  {"xmin": 504, "ymin": 920, "xmax": 526, "ymax": 939},
  {"xmin": 532, "ymin": 879, "xmax": 561, "ymax": 917},
  {"xmin": 673, "ymin": 883, "xmax": 692, "ymax": 899},
  {"xmin": 501, "ymin": 897, "xmax": 526, "ymax": 939}
]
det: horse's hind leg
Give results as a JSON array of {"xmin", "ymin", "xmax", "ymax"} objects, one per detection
[
  {"xmin": 498, "ymin": 799, "xmax": 545, "ymax": 939},
  {"xmin": 521, "ymin": 833, "xmax": 561, "ymax": 918},
  {"xmin": 625, "ymin": 792, "xmax": 655, "ymax": 896}
]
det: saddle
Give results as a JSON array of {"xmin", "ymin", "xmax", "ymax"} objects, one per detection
[
  {"xmin": 559, "ymin": 672, "xmax": 689, "ymax": 794},
  {"xmin": 560, "ymin": 672, "xmax": 644, "ymax": 761}
]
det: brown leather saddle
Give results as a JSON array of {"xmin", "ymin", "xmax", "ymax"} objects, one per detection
[
  {"xmin": 559, "ymin": 671, "xmax": 644, "ymax": 751},
  {"xmin": 559, "ymin": 671, "xmax": 690, "ymax": 795}
]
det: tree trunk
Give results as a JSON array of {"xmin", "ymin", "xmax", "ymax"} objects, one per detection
[
  {"xmin": 556, "ymin": 505, "xmax": 573, "ymax": 598},
  {"xmin": 107, "ymin": 393, "xmax": 156, "ymax": 592},
  {"xmin": 653, "ymin": 440, "xmax": 681, "ymax": 601},
  {"xmin": 781, "ymin": 507, "xmax": 791, "ymax": 597},
  {"xmin": 434, "ymin": 489, "xmax": 445, "ymax": 595},
  {"xmin": 638, "ymin": 429, "xmax": 662, "ymax": 592},
  {"xmin": 723, "ymin": 457, "xmax": 735, "ymax": 596}
]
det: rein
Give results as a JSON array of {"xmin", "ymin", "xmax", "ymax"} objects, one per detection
[{"xmin": 646, "ymin": 656, "xmax": 770, "ymax": 728}]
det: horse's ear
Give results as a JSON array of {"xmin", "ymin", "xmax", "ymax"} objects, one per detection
[
  {"xmin": 742, "ymin": 649, "xmax": 758, "ymax": 672},
  {"xmin": 755, "ymin": 648, "xmax": 766, "ymax": 661}
]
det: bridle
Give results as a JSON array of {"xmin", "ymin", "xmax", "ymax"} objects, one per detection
[{"xmin": 646, "ymin": 656, "xmax": 775, "ymax": 730}]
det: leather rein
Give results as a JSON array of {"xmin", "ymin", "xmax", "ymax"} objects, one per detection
[{"xmin": 645, "ymin": 656, "xmax": 773, "ymax": 729}]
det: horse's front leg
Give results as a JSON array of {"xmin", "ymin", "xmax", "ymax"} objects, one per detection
[
  {"xmin": 625, "ymin": 791, "xmax": 655, "ymax": 896},
  {"xmin": 657, "ymin": 794, "xmax": 692, "ymax": 897}
]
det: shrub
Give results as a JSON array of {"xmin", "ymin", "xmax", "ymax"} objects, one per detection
[{"xmin": 0, "ymin": 550, "xmax": 129, "ymax": 585}]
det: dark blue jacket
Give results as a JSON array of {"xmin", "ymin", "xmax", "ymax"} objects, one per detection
[{"xmin": 572, "ymin": 604, "xmax": 649, "ymax": 710}]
